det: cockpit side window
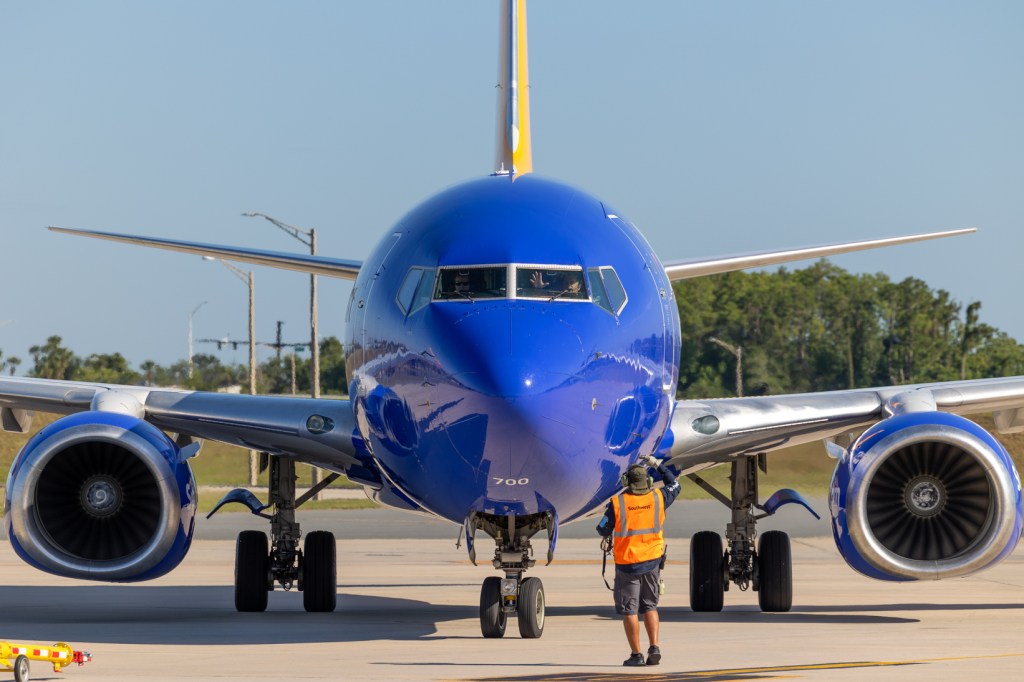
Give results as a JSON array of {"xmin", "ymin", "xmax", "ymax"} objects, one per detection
[
  {"xmin": 514, "ymin": 266, "xmax": 588, "ymax": 300},
  {"xmin": 410, "ymin": 268, "xmax": 435, "ymax": 311},
  {"xmin": 600, "ymin": 267, "xmax": 628, "ymax": 314},
  {"xmin": 587, "ymin": 267, "xmax": 627, "ymax": 315},
  {"xmin": 397, "ymin": 267, "xmax": 436, "ymax": 315},
  {"xmin": 434, "ymin": 266, "xmax": 507, "ymax": 300},
  {"xmin": 587, "ymin": 268, "xmax": 612, "ymax": 313}
]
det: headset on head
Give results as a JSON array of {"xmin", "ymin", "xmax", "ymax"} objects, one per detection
[{"xmin": 620, "ymin": 464, "xmax": 654, "ymax": 490}]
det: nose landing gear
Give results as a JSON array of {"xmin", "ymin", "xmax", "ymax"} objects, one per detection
[
  {"xmin": 478, "ymin": 548, "xmax": 546, "ymax": 638},
  {"xmin": 467, "ymin": 511, "xmax": 554, "ymax": 638}
]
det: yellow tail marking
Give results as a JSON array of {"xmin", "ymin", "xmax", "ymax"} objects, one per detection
[{"xmin": 495, "ymin": 0, "xmax": 532, "ymax": 176}]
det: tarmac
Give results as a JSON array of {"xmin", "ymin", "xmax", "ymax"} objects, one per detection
[{"xmin": 1, "ymin": 499, "xmax": 1022, "ymax": 681}]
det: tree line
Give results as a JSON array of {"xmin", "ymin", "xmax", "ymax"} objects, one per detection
[
  {"xmin": 2, "ymin": 335, "xmax": 348, "ymax": 395},
  {"xmin": 675, "ymin": 261, "xmax": 1024, "ymax": 398},
  {"xmin": 3, "ymin": 261, "xmax": 1022, "ymax": 398}
]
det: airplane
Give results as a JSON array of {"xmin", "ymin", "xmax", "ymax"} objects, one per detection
[{"xmin": 2, "ymin": 0, "xmax": 1021, "ymax": 640}]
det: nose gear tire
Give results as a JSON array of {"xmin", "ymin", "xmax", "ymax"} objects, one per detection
[
  {"xmin": 480, "ymin": 576, "xmax": 507, "ymax": 638},
  {"xmin": 517, "ymin": 576, "xmax": 545, "ymax": 638}
]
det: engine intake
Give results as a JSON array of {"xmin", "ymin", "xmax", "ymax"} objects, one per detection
[
  {"xmin": 866, "ymin": 441, "xmax": 990, "ymax": 560},
  {"xmin": 831, "ymin": 412, "xmax": 1022, "ymax": 581},
  {"xmin": 4, "ymin": 412, "xmax": 197, "ymax": 582}
]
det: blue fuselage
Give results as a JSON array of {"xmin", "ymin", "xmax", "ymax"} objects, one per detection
[{"xmin": 346, "ymin": 175, "xmax": 680, "ymax": 524}]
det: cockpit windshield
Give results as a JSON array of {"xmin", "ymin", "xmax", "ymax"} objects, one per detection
[
  {"xmin": 434, "ymin": 266, "xmax": 508, "ymax": 300},
  {"xmin": 428, "ymin": 264, "xmax": 614, "ymax": 308},
  {"xmin": 514, "ymin": 266, "xmax": 588, "ymax": 300}
]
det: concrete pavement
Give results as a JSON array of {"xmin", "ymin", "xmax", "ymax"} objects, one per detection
[{"xmin": 1, "ymin": 514, "xmax": 1021, "ymax": 682}]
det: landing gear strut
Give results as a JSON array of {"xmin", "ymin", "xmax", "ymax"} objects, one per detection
[
  {"xmin": 467, "ymin": 511, "xmax": 554, "ymax": 638},
  {"xmin": 213, "ymin": 454, "xmax": 340, "ymax": 613},
  {"xmin": 687, "ymin": 454, "xmax": 805, "ymax": 613}
]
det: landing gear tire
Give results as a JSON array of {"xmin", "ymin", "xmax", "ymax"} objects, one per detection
[
  {"xmin": 757, "ymin": 530, "xmax": 792, "ymax": 612},
  {"xmin": 235, "ymin": 530, "xmax": 270, "ymax": 612},
  {"xmin": 479, "ymin": 576, "xmax": 507, "ymax": 638},
  {"xmin": 690, "ymin": 530, "xmax": 724, "ymax": 612},
  {"xmin": 517, "ymin": 577, "xmax": 545, "ymax": 639},
  {"xmin": 13, "ymin": 654, "xmax": 29, "ymax": 682},
  {"xmin": 302, "ymin": 530, "xmax": 337, "ymax": 613}
]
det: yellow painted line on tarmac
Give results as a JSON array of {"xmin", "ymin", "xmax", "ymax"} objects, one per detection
[
  {"xmin": 707, "ymin": 652, "xmax": 1024, "ymax": 675},
  {"xmin": 459, "ymin": 652, "xmax": 1024, "ymax": 682}
]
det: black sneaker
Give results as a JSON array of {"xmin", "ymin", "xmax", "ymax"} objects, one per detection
[
  {"xmin": 623, "ymin": 653, "xmax": 646, "ymax": 667},
  {"xmin": 647, "ymin": 645, "xmax": 662, "ymax": 666}
]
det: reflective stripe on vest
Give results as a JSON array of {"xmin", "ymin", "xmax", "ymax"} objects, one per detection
[{"xmin": 611, "ymin": 489, "xmax": 666, "ymax": 565}]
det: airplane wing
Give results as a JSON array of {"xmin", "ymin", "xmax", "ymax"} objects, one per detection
[
  {"xmin": 0, "ymin": 376, "xmax": 361, "ymax": 472},
  {"xmin": 662, "ymin": 228, "xmax": 974, "ymax": 281},
  {"xmin": 48, "ymin": 226, "xmax": 363, "ymax": 280},
  {"xmin": 664, "ymin": 375, "xmax": 1024, "ymax": 470}
]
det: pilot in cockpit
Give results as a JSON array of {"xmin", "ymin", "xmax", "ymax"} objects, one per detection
[
  {"xmin": 446, "ymin": 271, "xmax": 473, "ymax": 299},
  {"xmin": 530, "ymin": 270, "xmax": 583, "ymax": 297}
]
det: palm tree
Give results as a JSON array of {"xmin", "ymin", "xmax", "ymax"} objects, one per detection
[
  {"xmin": 140, "ymin": 360, "xmax": 157, "ymax": 386},
  {"xmin": 29, "ymin": 335, "xmax": 78, "ymax": 380}
]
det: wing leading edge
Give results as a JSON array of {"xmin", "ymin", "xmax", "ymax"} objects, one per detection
[
  {"xmin": 0, "ymin": 376, "xmax": 361, "ymax": 472},
  {"xmin": 664, "ymin": 376, "xmax": 1024, "ymax": 472},
  {"xmin": 662, "ymin": 228, "xmax": 975, "ymax": 281},
  {"xmin": 48, "ymin": 226, "xmax": 362, "ymax": 280}
]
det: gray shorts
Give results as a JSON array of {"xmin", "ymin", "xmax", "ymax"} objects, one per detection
[{"xmin": 613, "ymin": 568, "xmax": 660, "ymax": 616}]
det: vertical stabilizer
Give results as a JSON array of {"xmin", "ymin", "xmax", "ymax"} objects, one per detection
[{"xmin": 494, "ymin": 0, "xmax": 532, "ymax": 176}]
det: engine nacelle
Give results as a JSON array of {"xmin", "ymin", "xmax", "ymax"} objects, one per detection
[
  {"xmin": 3, "ymin": 411, "xmax": 197, "ymax": 582},
  {"xmin": 830, "ymin": 412, "xmax": 1022, "ymax": 581}
]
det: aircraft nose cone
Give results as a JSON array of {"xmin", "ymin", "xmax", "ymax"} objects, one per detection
[{"xmin": 436, "ymin": 304, "xmax": 586, "ymax": 397}]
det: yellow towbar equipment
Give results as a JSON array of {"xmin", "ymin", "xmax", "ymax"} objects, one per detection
[{"xmin": 0, "ymin": 640, "xmax": 91, "ymax": 679}]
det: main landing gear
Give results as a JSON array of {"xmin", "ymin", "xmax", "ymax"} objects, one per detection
[
  {"xmin": 465, "ymin": 511, "xmax": 555, "ymax": 638},
  {"xmin": 209, "ymin": 454, "xmax": 340, "ymax": 613},
  {"xmin": 687, "ymin": 454, "xmax": 817, "ymax": 613}
]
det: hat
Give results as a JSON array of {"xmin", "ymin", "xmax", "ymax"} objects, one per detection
[{"xmin": 625, "ymin": 465, "xmax": 652, "ymax": 494}]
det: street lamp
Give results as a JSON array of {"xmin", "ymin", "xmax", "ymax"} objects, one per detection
[
  {"xmin": 708, "ymin": 336, "xmax": 743, "ymax": 398},
  {"xmin": 204, "ymin": 256, "xmax": 259, "ymax": 485},
  {"xmin": 187, "ymin": 301, "xmax": 208, "ymax": 380},
  {"xmin": 241, "ymin": 212, "xmax": 320, "ymax": 398},
  {"xmin": 243, "ymin": 211, "xmax": 323, "ymax": 498}
]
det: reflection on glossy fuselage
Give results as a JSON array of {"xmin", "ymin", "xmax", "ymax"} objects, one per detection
[{"xmin": 347, "ymin": 175, "xmax": 680, "ymax": 523}]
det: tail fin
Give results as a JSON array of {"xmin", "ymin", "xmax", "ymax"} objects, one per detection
[{"xmin": 494, "ymin": 0, "xmax": 532, "ymax": 177}]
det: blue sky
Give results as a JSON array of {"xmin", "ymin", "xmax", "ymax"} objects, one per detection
[{"xmin": 2, "ymin": 1, "xmax": 1022, "ymax": 370}]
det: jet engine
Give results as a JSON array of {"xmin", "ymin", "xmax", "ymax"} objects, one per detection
[
  {"xmin": 4, "ymin": 411, "xmax": 197, "ymax": 582},
  {"xmin": 830, "ymin": 411, "xmax": 1022, "ymax": 581}
]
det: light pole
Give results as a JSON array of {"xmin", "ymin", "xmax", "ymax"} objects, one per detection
[
  {"xmin": 708, "ymin": 336, "xmax": 743, "ymax": 398},
  {"xmin": 243, "ymin": 211, "xmax": 323, "ymax": 498},
  {"xmin": 242, "ymin": 212, "xmax": 320, "ymax": 398},
  {"xmin": 204, "ymin": 256, "xmax": 259, "ymax": 486},
  {"xmin": 188, "ymin": 301, "xmax": 208, "ymax": 380}
]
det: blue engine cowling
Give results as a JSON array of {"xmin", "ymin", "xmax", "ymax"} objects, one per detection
[
  {"xmin": 3, "ymin": 411, "xmax": 197, "ymax": 582},
  {"xmin": 830, "ymin": 412, "xmax": 1022, "ymax": 581}
]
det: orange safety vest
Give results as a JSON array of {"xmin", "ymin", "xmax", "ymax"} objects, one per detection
[{"xmin": 611, "ymin": 489, "xmax": 666, "ymax": 565}]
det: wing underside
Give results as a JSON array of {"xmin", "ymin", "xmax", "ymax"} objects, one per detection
[
  {"xmin": 665, "ymin": 376, "xmax": 1024, "ymax": 471},
  {"xmin": 0, "ymin": 377, "xmax": 361, "ymax": 472}
]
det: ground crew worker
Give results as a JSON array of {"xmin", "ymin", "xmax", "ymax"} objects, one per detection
[{"xmin": 596, "ymin": 454, "xmax": 681, "ymax": 667}]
